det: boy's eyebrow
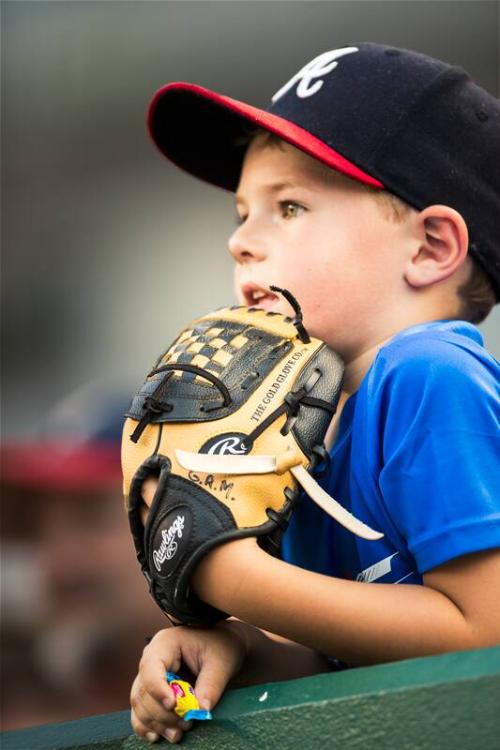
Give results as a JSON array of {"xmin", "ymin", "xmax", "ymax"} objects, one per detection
[{"xmin": 235, "ymin": 180, "xmax": 304, "ymax": 204}]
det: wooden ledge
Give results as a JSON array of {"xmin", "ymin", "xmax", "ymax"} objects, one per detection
[{"xmin": 2, "ymin": 646, "xmax": 499, "ymax": 749}]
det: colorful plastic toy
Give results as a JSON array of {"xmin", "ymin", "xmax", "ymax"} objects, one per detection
[{"xmin": 166, "ymin": 672, "xmax": 212, "ymax": 721}]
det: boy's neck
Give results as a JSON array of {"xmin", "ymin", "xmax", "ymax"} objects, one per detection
[
  {"xmin": 342, "ymin": 336, "xmax": 395, "ymax": 394},
  {"xmin": 324, "ymin": 320, "xmax": 434, "ymax": 450},
  {"xmin": 325, "ymin": 293, "xmax": 460, "ymax": 449},
  {"xmin": 340, "ymin": 294, "xmax": 464, "ymax": 393},
  {"xmin": 324, "ymin": 336, "xmax": 393, "ymax": 450}
]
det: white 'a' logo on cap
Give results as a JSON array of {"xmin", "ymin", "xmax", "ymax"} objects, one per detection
[{"xmin": 272, "ymin": 47, "xmax": 359, "ymax": 103}]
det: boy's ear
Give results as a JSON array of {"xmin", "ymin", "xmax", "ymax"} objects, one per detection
[{"xmin": 404, "ymin": 205, "xmax": 469, "ymax": 289}]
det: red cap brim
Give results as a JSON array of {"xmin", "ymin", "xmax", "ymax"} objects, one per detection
[
  {"xmin": 1, "ymin": 441, "xmax": 122, "ymax": 491},
  {"xmin": 148, "ymin": 82, "xmax": 383, "ymax": 191}
]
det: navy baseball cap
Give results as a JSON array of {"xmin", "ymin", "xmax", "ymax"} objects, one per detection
[{"xmin": 148, "ymin": 42, "xmax": 500, "ymax": 299}]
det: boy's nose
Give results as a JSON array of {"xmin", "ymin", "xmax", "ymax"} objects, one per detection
[{"xmin": 228, "ymin": 222, "xmax": 267, "ymax": 264}]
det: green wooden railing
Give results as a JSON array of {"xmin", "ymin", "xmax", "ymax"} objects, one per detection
[{"xmin": 2, "ymin": 647, "xmax": 500, "ymax": 750}]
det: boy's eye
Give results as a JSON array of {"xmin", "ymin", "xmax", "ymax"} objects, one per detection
[
  {"xmin": 279, "ymin": 201, "xmax": 305, "ymax": 219},
  {"xmin": 235, "ymin": 212, "xmax": 247, "ymax": 226}
]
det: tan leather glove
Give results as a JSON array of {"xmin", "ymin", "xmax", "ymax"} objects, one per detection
[{"xmin": 122, "ymin": 294, "xmax": 381, "ymax": 626}]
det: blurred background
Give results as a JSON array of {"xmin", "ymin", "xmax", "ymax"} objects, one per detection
[{"xmin": 1, "ymin": 0, "xmax": 499, "ymax": 731}]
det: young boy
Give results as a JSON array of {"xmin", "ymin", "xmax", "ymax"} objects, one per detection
[{"xmin": 130, "ymin": 43, "xmax": 500, "ymax": 744}]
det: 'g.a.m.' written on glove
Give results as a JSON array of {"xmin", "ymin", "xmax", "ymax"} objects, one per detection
[{"xmin": 121, "ymin": 288, "xmax": 382, "ymax": 626}]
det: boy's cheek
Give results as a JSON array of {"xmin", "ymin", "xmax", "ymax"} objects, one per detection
[{"xmin": 233, "ymin": 272, "xmax": 245, "ymax": 304}]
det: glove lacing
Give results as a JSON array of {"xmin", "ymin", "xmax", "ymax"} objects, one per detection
[{"xmin": 130, "ymin": 286, "xmax": 311, "ymax": 444}]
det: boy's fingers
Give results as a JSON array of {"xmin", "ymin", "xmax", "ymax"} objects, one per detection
[
  {"xmin": 142, "ymin": 477, "xmax": 158, "ymax": 507},
  {"xmin": 130, "ymin": 673, "xmax": 176, "ymax": 726},
  {"xmin": 132, "ymin": 707, "xmax": 188, "ymax": 747},
  {"xmin": 130, "ymin": 711, "xmax": 159, "ymax": 742},
  {"xmin": 139, "ymin": 646, "xmax": 180, "ymax": 705},
  {"xmin": 131, "ymin": 688, "xmax": 172, "ymax": 727}
]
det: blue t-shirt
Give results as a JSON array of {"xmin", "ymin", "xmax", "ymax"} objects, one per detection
[{"xmin": 282, "ymin": 320, "xmax": 500, "ymax": 585}]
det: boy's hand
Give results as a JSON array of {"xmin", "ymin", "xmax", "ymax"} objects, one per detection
[{"xmin": 130, "ymin": 621, "xmax": 247, "ymax": 744}]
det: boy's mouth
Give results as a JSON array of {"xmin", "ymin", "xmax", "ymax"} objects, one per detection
[{"xmin": 241, "ymin": 283, "xmax": 280, "ymax": 311}]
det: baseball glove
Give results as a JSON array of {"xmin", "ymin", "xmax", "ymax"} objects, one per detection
[{"xmin": 122, "ymin": 288, "xmax": 382, "ymax": 626}]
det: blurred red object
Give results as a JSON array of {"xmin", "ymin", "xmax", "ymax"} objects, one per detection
[{"xmin": 1, "ymin": 440, "xmax": 122, "ymax": 490}]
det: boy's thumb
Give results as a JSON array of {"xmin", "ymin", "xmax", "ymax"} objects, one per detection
[{"xmin": 194, "ymin": 657, "xmax": 233, "ymax": 711}]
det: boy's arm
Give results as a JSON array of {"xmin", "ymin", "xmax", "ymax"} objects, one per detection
[
  {"xmin": 224, "ymin": 620, "xmax": 332, "ymax": 686},
  {"xmin": 193, "ymin": 538, "xmax": 500, "ymax": 665}
]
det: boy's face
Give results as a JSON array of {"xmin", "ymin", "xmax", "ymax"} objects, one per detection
[{"xmin": 230, "ymin": 137, "xmax": 414, "ymax": 360}]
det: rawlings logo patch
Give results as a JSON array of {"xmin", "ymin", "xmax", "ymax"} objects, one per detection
[
  {"xmin": 200, "ymin": 433, "xmax": 250, "ymax": 456},
  {"xmin": 153, "ymin": 514, "xmax": 185, "ymax": 571}
]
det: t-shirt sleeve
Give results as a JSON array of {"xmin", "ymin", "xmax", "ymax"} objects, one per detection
[{"xmin": 377, "ymin": 337, "xmax": 500, "ymax": 573}]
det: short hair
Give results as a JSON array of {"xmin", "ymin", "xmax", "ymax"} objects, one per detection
[
  {"xmin": 245, "ymin": 129, "xmax": 496, "ymax": 323},
  {"xmin": 457, "ymin": 260, "xmax": 496, "ymax": 324}
]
